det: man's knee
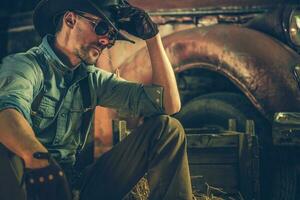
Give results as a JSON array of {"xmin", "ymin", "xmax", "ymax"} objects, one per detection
[{"xmin": 147, "ymin": 115, "xmax": 186, "ymax": 142}]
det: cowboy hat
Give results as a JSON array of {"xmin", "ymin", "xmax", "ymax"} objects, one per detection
[{"xmin": 33, "ymin": 0, "xmax": 134, "ymax": 43}]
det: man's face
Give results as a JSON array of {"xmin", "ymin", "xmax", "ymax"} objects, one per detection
[{"xmin": 71, "ymin": 12, "xmax": 116, "ymax": 65}]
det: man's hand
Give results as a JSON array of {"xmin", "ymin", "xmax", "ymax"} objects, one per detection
[
  {"xmin": 115, "ymin": 1, "xmax": 158, "ymax": 40},
  {"xmin": 25, "ymin": 154, "xmax": 72, "ymax": 200},
  {"xmin": 24, "ymin": 152, "xmax": 49, "ymax": 169}
]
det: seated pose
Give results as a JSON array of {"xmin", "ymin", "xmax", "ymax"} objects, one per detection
[{"xmin": 0, "ymin": 0, "xmax": 193, "ymax": 199}]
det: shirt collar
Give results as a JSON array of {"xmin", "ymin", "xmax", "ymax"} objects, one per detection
[
  {"xmin": 39, "ymin": 35, "xmax": 96, "ymax": 81},
  {"xmin": 39, "ymin": 34, "xmax": 79, "ymax": 73}
]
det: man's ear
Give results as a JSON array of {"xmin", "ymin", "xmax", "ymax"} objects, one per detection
[{"xmin": 64, "ymin": 11, "xmax": 76, "ymax": 28}]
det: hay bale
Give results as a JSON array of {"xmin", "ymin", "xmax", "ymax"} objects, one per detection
[{"xmin": 123, "ymin": 177, "xmax": 149, "ymax": 200}]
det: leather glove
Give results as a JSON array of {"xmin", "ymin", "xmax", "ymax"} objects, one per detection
[
  {"xmin": 115, "ymin": 1, "xmax": 159, "ymax": 40},
  {"xmin": 24, "ymin": 152, "xmax": 72, "ymax": 200}
]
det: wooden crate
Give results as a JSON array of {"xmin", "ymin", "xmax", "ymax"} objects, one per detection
[
  {"xmin": 186, "ymin": 127, "xmax": 260, "ymax": 199},
  {"xmin": 113, "ymin": 119, "xmax": 260, "ymax": 199}
]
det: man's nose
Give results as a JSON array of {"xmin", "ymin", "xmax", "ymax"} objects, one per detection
[{"xmin": 98, "ymin": 36, "xmax": 110, "ymax": 46}]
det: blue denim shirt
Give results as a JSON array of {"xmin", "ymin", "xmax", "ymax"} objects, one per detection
[{"xmin": 0, "ymin": 35, "xmax": 164, "ymax": 164}]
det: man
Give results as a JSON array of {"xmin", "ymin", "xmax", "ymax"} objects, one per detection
[{"xmin": 0, "ymin": 0, "xmax": 193, "ymax": 199}]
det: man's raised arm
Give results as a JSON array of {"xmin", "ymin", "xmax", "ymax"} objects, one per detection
[
  {"xmin": 116, "ymin": 3, "xmax": 181, "ymax": 115},
  {"xmin": 146, "ymin": 34, "xmax": 181, "ymax": 115}
]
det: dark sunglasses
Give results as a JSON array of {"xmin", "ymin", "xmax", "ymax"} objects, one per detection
[{"xmin": 74, "ymin": 11, "xmax": 117, "ymax": 46}]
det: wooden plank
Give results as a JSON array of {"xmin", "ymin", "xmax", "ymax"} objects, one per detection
[
  {"xmin": 238, "ymin": 123, "xmax": 261, "ymax": 200},
  {"xmin": 189, "ymin": 164, "xmax": 239, "ymax": 193},
  {"xmin": 188, "ymin": 148, "xmax": 238, "ymax": 164},
  {"xmin": 187, "ymin": 133, "xmax": 239, "ymax": 148},
  {"xmin": 185, "ymin": 129, "xmax": 242, "ymax": 135},
  {"xmin": 238, "ymin": 133, "xmax": 250, "ymax": 198},
  {"xmin": 228, "ymin": 119, "xmax": 237, "ymax": 131}
]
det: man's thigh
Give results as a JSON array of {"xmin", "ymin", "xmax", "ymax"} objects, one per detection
[{"xmin": 0, "ymin": 145, "xmax": 26, "ymax": 200}]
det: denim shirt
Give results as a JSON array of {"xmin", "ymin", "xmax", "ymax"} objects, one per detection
[{"xmin": 0, "ymin": 35, "xmax": 164, "ymax": 164}]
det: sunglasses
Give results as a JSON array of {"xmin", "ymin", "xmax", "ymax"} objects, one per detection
[{"xmin": 74, "ymin": 11, "xmax": 117, "ymax": 47}]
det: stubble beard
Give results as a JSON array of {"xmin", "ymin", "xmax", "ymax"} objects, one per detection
[{"xmin": 75, "ymin": 44, "xmax": 102, "ymax": 65}]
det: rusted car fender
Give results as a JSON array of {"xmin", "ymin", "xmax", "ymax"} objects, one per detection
[{"xmin": 119, "ymin": 24, "xmax": 300, "ymax": 120}]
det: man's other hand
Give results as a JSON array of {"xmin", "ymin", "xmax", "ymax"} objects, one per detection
[{"xmin": 115, "ymin": 1, "xmax": 159, "ymax": 40}]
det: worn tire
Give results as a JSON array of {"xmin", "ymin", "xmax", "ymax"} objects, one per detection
[{"xmin": 175, "ymin": 92, "xmax": 267, "ymax": 133}]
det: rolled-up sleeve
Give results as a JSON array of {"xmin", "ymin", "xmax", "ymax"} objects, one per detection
[
  {"xmin": 0, "ymin": 54, "xmax": 41, "ymax": 123},
  {"xmin": 93, "ymin": 69, "xmax": 165, "ymax": 117}
]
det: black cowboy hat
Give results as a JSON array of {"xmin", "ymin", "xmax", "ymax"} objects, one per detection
[{"xmin": 33, "ymin": 0, "xmax": 134, "ymax": 43}]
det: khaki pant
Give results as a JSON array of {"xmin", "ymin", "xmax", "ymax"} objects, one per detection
[{"xmin": 0, "ymin": 115, "xmax": 193, "ymax": 200}]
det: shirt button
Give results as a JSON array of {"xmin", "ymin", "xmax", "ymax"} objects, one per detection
[
  {"xmin": 156, "ymin": 90, "xmax": 161, "ymax": 94},
  {"xmin": 61, "ymin": 113, "xmax": 66, "ymax": 117},
  {"xmin": 156, "ymin": 98, "xmax": 160, "ymax": 103}
]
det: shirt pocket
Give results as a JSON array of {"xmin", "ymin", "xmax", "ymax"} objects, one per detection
[
  {"xmin": 68, "ymin": 101, "xmax": 92, "ymax": 121},
  {"xmin": 31, "ymin": 96, "xmax": 57, "ymax": 132},
  {"xmin": 67, "ymin": 99, "xmax": 93, "ymax": 134}
]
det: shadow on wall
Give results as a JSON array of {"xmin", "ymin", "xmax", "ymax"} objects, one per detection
[{"xmin": 0, "ymin": 0, "xmax": 41, "ymax": 59}]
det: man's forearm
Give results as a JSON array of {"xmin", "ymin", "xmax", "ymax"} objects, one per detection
[
  {"xmin": 0, "ymin": 109, "xmax": 48, "ymax": 168},
  {"xmin": 146, "ymin": 34, "xmax": 181, "ymax": 115}
]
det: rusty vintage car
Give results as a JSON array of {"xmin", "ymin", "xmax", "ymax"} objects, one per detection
[{"xmin": 1, "ymin": 0, "xmax": 300, "ymax": 199}]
